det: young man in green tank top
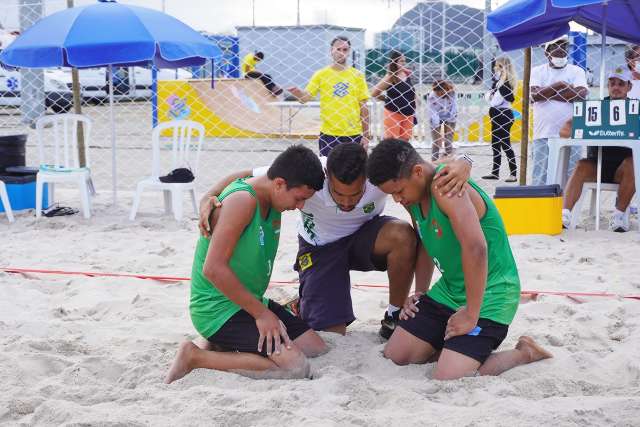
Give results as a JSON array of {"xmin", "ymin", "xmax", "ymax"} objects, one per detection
[
  {"xmin": 165, "ymin": 146, "xmax": 327, "ymax": 384},
  {"xmin": 366, "ymin": 139, "xmax": 552, "ymax": 380}
]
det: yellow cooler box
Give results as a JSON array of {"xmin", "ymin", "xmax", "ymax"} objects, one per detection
[{"xmin": 493, "ymin": 184, "xmax": 562, "ymax": 235}]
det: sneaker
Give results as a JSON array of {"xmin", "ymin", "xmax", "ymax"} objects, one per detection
[
  {"xmin": 505, "ymin": 175, "xmax": 517, "ymax": 183},
  {"xmin": 379, "ymin": 310, "xmax": 400, "ymax": 340},
  {"xmin": 482, "ymin": 174, "xmax": 499, "ymax": 180},
  {"xmin": 562, "ymin": 208, "xmax": 572, "ymax": 229},
  {"xmin": 609, "ymin": 211, "xmax": 630, "ymax": 232}
]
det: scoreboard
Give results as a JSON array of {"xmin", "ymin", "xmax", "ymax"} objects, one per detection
[{"xmin": 571, "ymin": 99, "xmax": 640, "ymax": 139}]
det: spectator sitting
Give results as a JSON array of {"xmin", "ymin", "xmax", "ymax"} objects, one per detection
[
  {"xmin": 559, "ymin": 67, "xmax": 636, "ymax": 232},
  {"xmin": 241, "ymin": 51, "xmax": 283, "ymax": 97},
  {"xmin": 426, "ymin": 80, "xmax": 457, "ymax": 161}
]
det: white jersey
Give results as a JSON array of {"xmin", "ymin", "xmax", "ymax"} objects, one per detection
[{"xmin": 253, "ymin": 157, "xmax": 388, "ymax": 246}]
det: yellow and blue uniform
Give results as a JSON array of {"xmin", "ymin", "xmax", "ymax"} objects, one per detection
[{"xmin": 306, "ymin": 66, "xmax": 370, "ymax": 136}]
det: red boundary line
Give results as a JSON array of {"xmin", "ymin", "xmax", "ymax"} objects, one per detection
[{"xmin": 3, "ymin": 267, "xmax": 640, "ymax": 300}]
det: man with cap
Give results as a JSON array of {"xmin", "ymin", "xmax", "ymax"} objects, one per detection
[
  {"xmin": 559, "ymin": 67, "xmax": 636, "ymax": 232},
  {"xmin": 530, "ymin": 35, "xmax": 589, "ymax": 185}
]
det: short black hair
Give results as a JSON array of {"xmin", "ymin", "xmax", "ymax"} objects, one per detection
[
  {"xmin": 267, "ymin": 145, "xmax": 324, "ymax": 191},
  {"xmin": 367, "ymin": 139, "xmax": 423, "ymax": 186},
  {"xmin": 331, "ymin": 36, "xmax": 351, "ymax": 47},
  {"xmin": 254, "ymin": 51, "xmax": 264, "ymax": 60},
  {"xmin": 326, "ymin": 142, "xmax": 367, "ymax": 184}
]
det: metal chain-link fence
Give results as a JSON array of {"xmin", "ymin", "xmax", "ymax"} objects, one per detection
[{"xmin": 1, "ymin": 0, "xmax": 637, "ymax": 206}]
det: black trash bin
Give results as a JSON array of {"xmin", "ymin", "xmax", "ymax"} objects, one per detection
[{"xmin": 0, "ymin": 134, "xmax": 27, "ymax": 173}]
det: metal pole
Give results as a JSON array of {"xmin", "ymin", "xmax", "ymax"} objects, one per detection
[
  {"xmin": 419, "ymin": 3, "xmax": 424, "ymax": 142},
  {"xmin": 67, "ymin": 0, "xmax": 86, "ymax": 168},
  {"xmin": 520, "ymin": 48, "xmax": 531, "ymax": 185},
  {"xmin": 598, "ymin": 2, "xmax": 608, "ymax": 100},
  {"xmin": 481, "ymin": 0, "xmax": 493, "ymax": 143},
  {"xmin": 108, "ymin": 65, "xmax": 117, "ymax": 205},
  {"xmin": 595, "ymin": 2, "xmax": 608, "ymax": 229},
  {"xmin": 441, "ymin": 1, "xmax": 446, "ymax": 78},
  {"xmin": 296, "ymin": 0, "xmax": 300, "ymax": 26},
  {"xmin": 252, "ymin": 0, "xmax": 255, "ymax": 27}
]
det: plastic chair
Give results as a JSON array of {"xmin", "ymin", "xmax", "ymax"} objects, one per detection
[
  {"xmin": 129, "ymin": 120, "xmax": 205, "ymax": 221},
  {"xmin": 569, "ymin": 182, "xmax": 618, "ymax": 230},
  {"xmin": 35, "ymin": 113, "xmax": 93, "ymax": 219},
  {"xmin": 0, "ymin": 180, "xmax": 15, "ymax": 223}
]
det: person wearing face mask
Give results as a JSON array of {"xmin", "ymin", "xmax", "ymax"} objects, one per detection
[
  {"xmin": 483, "ymin": 56, "xmax": 518, "ymax": 182},
  {"xmin": 530, "ymin": 35, "xmax": 589, "ymax": 185},
  {"xmin": 624, "ymin": 45, "xmax": 640, "ymax": 100}
]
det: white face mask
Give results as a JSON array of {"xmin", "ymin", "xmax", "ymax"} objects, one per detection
[
  {"xmin": 550, "ymin": 56, "xmax": 568, "ymax": 68},
  {"xmin": 634, "ymin": 62, "xmax": 640, "ymax": 73},
  {"xmin": 493, "ymin": 71, "xmax": 502, "ymax": 81}
]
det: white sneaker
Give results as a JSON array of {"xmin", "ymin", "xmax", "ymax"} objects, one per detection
[
  {"xmin": 562, "ymin": 208, "xmax": 572, "ymax": 229},
  {"xmin": 609, "ymin": 210, "xmax": 630, "ymax": 232}
]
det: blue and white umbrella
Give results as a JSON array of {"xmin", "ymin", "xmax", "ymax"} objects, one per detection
[{"xmin": 0, "ymin": 0, "xmax": 222, "ymax": 204}]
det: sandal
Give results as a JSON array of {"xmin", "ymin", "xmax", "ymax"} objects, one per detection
[
  {"xmin": 482, "ymin": 174, "xmax": 499, "ymax": 180},
  {"xmin": 42, "ymin": 204, "xmax": 79, "ymax": 217}
]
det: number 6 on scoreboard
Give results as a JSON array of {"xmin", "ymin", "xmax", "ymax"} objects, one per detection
[{"xmin": 610, "ymin": 99, "xmax": 626, "ymax": 126}]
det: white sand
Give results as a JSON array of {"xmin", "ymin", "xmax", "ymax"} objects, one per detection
[{"xmin": 1, "ymin": 171, "xmax": 640, "ymax": 425}]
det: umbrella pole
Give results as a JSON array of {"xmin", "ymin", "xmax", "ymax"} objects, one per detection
[
  {"xmin": 595, "ymin": 2, "xmax": 609, "ymax": 230},
  {"xmin": 109, "ymin": 65, "xmax": 117, "ymax": 206},
  {"xmin": 599, "ymin": 2, "xmax": 608, "ymax": 100},
  {"xmin": 66, "ymin": 0, "xmax": 85, "ymax": 168},
  {"xmin": 520, "ymin": 47, "xmax": 531, "ymax": 185},
  {"xmin": 71, "ymin": 67, "xmax": 86, "ymax": 167}
]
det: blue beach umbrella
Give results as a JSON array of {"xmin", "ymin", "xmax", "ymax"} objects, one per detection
[
  {"xmin": 0, "ymin": 0, "xmax": 222, "ymax": 204},
  {"xmin": 487, "ymin": 0, "xmax": 640, "ymax": 52},
  {"xmin": 488, "ymin": 0, "xmax": 640, "ymax": 93}
]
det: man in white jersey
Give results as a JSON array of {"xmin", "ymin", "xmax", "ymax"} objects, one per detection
[
  {"xmin": 530, "ymin": 35, "xmax": 589, "ymax": 185},
  {"xmin": 200, "ymin": 143, "xmax": 472, "ymax": 339}
]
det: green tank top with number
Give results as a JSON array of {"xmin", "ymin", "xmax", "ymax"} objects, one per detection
[
  {"xmin": 409, "ymin": 166, "xmax": 520, "ymax": 325},
  {"xmin": 189, "ymin": 179, "xmax": 281, "ymax": 338}
]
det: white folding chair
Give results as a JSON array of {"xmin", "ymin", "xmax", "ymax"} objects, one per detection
[
  {"xmin": 129, "ymin": 120, "xmax": 205, "ymax": 221},
  {"xmin": 35, "ymin": 113, "xmax": 94, "ymax": 219},
  {"xmin": 0, "ymin": 180, "xmax": 15, "ymax": 223}
]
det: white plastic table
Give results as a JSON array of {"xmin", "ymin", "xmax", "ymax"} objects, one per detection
[
  {"xmin": 546, "ymin": 138, "xmax": 640, "ymax": 230},
  {"xmin": 267, "ymin": 101, "xmax": 320, "ymax": 135}
]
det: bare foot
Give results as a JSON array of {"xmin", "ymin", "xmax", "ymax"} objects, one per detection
[
  {"xmin": 516, "ymin": 336, "xmax": 553, "ymax": 363},
  {"xmin": 164, "ymin": 341, "xmax": 197, "ymax": 384}
]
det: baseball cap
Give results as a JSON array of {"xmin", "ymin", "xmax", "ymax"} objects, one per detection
[
  {"xmin": 544, "ymin": 35, "xmax": 570, "ymax": 51},
  {"xmin": 608, "ymin": 66, "xmax": 632, "ymax": 82}
]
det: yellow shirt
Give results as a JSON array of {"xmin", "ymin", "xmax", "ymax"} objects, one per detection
[
  {"xmin": 242, "ymin": 53, "xmax": 258, "ymax": 75},
  {"xmin": 306, "ymin": 66, "xmax": 370, "ymax": 136}
]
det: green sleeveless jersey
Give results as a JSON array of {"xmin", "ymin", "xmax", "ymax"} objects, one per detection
[
  {"xmin": 409, "ymin": 170, "xmax": 520, "ymax": 325},
  {"xmin": 190, "ymin": 179, "xmax": 281, "ymax": 338}
]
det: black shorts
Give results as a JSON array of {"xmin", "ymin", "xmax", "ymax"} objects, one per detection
[
  {"xmin": 206, "ymin": 300, "xmax": 310, "ymax": 357},
  {"xmin": 294, "ymin": 215, "xmax": 395, "ymax": 330},
  {"xmin": 318, "ymin": 133, "xmax": 362, "ymax": 156},
  {"xmin": 398, "ymin": 295, "xmax": 509, "ymax": 364}
]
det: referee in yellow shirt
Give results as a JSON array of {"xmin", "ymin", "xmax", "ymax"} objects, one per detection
[
  {"xmin": 288, "ymin": 36, "xmax": 371, "ymax": 155},
  {"xmin": 242, "ymin": 51, "xmax": 283, "ymax": 97}
]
